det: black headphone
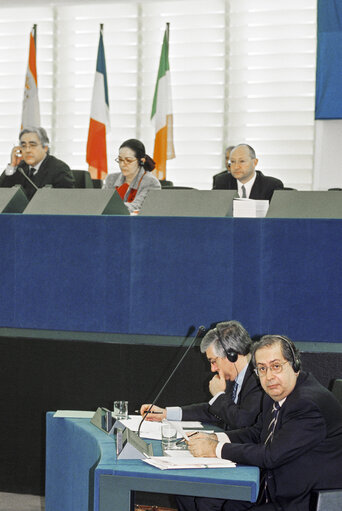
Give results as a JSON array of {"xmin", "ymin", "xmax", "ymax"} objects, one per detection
[
  {"xmin": 275, "ymin": 335, "xmax": 301, "ymax": 373},
  {"xmin": 216, "ymin": 327, "xmax": 238, "ymax": 363}
]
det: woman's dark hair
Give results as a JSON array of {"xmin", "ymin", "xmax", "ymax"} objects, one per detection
[{"xmin": 119, "ymin": 139, "xmax": 155, "ymax": 172}]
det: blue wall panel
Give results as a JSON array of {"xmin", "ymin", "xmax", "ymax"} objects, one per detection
[
  {"xmin": 0, "ymin": 216, "xmax": 16, "ymax": 326},
  {"xmin": 129, "ymin": 217, "xmax": 235, "ymax": 335},
  {"xmin": 315, "ymin": 0, "xmax": 342, "ymax": 118},
  {"xmin": 8, "ymin": 216, "xmax": 132, "ymax": 333},
  {"xmin": 261, "ymin": 219, "xmax": 342, "ymax": 340},
  {"xmin": 1, "ymin": 215, "xmax": 342, "ymax": 342}
]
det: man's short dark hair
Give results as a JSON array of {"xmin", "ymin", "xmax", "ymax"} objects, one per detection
[{"xmin": 251, "ymin": 335, "xmax": 301, "ymax": 372}]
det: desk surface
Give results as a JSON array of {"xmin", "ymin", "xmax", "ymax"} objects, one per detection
[{"xmin": 45, "ymin": 413, "xmax": 259, "ymax": 511}]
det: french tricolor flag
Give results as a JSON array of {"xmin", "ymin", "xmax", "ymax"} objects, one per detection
[{"xmin": 86, "ymin": 25, "xmax": 110, "ymax": 180}]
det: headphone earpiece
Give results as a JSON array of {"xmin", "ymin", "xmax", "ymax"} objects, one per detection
[
  {"xmin": 276, "ymin": 335, "xmax": 300, "ymax": 373},
  {"xmin": 225, "ymin": 348, "xmax": 238, "ymax": 363},
  {"xmin": 216, "ymin": 328, "xmax": 239, "ymax": 363}
]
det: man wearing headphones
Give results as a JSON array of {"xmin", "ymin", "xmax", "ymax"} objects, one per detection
[
  {"xmin": 0, "ymin": 126, "xmax": 75, "ymax": 199},
  {"xmin": 182, "ymin": 335, "xmax": 342, "ymax": 511},
  {"xmin": 140, "ymin": 320, "xmax": 263, "ymax": 431}
]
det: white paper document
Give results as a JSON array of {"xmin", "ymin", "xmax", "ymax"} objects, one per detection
[
  {"xmin": 233, "ymin": 198, "xmax": 269, "ymax": 218},
  {"xmin": 143, "ymin": 455, "xmax": 236, "ymax": 470},
  {"xmin": 117, "ymin": 416, "xmax": 166, "ymax": 439},
  {"xmin": 117, "ymin": 416, "xmax": 203, "ymax": 440},
  {"xmin": 53, "ymin": 410, "xmax": 95, "ymax": 418}
]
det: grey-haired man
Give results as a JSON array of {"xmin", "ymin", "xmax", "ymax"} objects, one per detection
[
  {"xmin": 0, "ymin": 126, "xmax": 75, "ymax": 199},
  {"xmin": 140, "ymin": 320, "xmax": 263, "ymax": 431}
]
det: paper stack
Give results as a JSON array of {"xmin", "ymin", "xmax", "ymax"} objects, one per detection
[
  {"xmin": 143, "ymin": 454, "xmax": 236, "ymax": 470},
  {"xmin": 233, "ymin": 198, "xmax": 269, "ymax": 218}
]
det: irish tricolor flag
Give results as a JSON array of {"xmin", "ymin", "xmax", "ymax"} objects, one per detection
[
  {"xmin": 151, "ymin": 23, "xmax": 175, "ymax": 181},
  {"xmin": 86, "ymin": 25, "xmax": 110, "ymax": 180},
  {"xmin": 21, "ymin": 25, "xmax": 40, "ymax": 129}
]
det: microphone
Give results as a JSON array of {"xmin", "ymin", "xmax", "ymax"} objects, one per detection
[
  {"xmin": 17, "ymin": 166, "xmax": 39, "ymax": 191},
  {"xmin": 137, "ymin": 325, "xmax": 206, "ymax": 437}
]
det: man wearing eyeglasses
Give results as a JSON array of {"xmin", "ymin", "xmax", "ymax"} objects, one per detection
[
  {"xmin": 0, "ymin": 126, "xmax": 75, "ymax": 199},
  {"xmin": 212, "ymin": 144, "xmax": 283, "ymax": 201},
  {"xmin": 140, "ymin": 321, "xmax": 263, "ymax": 431},
  {"xmin": 178, "ymin": 335, "xmax": 342, "ymax": 511}
]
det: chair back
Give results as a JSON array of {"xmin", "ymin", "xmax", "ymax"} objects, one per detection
[
  {"xmin": 71, "ymin": 170, "xmax": 94, "ymax": 188},
  {"xmin": 159, "ymin": 180, "xmax": 174, "ymax": 188},
  {"xmin": 331, "ymin": 379, "xmax": 342, "ymax": 405}
]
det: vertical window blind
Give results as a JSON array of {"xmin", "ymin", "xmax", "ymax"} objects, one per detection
[
  {"xmin": 228, "ymin": 0, "xmax": 317, "ymax": 189},
  {"xmin": 0, "ymin": 0, "xmax": 316, "ymax": 189}
]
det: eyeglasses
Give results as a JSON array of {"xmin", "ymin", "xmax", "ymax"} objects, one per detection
[
  {"xmin": 115, "ymin": 157, "xmax": 137, "ymax": 166},
  {"xmin": 20, "ymin": 142, "xmax": 42, "ymax": 150},
  {"xmin": 254, "ymin": 361, "xmax": 289, "ymax": 377}
]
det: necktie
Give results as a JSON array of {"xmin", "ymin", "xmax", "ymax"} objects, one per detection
[
  {"xmin": 265, "ymin": 402, "xmax": 280, "ymax": 445},
  {"xmin": 241, "ymin": 185, "xmax": 247, "ymax": 198},
  {"xmin": 262, "ymin": 402, "xmax": 281, "ymax": 503},
  {"xmin": 231, "ymin": 380, "xmax": 239, "ymax": 403},
  {"xmin": 27, "ymin": 167, "xmax": 36, "ymax": 178}
]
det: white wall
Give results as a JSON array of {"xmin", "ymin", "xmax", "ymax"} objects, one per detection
[{"xmin": 313, "ymin": 120, "xmax": 342, "ymax": 190}]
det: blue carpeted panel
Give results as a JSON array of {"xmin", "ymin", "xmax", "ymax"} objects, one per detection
[
  {"xmin": 1, "ymin": 215, "xmax": 342, "ymax": 342},
  {"xmin": 13, "ymin": 215, "xmax": 131, "ymax": 332},
  {"xmin": 261, "ymin": 219, "xmax": 342, "ymax": 341},
  {"xmin": 129, "ymin": 216, "xmax": 235, "ymax": 335},
  {"xmin": 315, "ymin": 0, "xmax": 342, "ymax": 119},
  {"xmin": 231, "ymin": 218, "xmax": 263, "ymax": 337},
  {"xmin": 0, "ymin": 216, "xmax": 16, "ymax": 326}
]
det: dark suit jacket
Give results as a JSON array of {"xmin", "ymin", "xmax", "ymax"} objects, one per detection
[
  {"xmin": 221, "ymin": 372, "xmax": 342, "ymax": 511},
  {"xmin": 212, "ymin": 170, "xmax": 284, "ymax": 201},
  {"xmin": 181, "ymin": 362, "xmax": 263, "ymax": 430},
  {"xmin": 0, "ymin": 155, "xmax": 75, "ymax": 200}
]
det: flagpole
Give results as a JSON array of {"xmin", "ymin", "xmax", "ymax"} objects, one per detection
[
  {"xmin": 166, "ymin": 22, "xmax": 169, "ymax": 45},
  {"xmin": 33, "ymin": 24, "xmax": 37, "ymax": 46}
]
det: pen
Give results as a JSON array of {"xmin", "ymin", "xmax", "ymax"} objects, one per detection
[
  {"xmin": 134, "ymin": 410, "xmax": 164, "ymax": 414},
  {"xmin": 175, "ymin": 431, "xmax": 198, "ymax": 446}
]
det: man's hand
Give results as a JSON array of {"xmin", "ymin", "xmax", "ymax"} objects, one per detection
[
  {"xmin": 209, "ymin": 369, "xmax": 226, "ymax": 396},
  {"xmin": 187, "ymin": 433, "xmax": 218, "ymax": 457},
  {"xmin": 10, "ymin": 146, "xmax": 23, "ymax": 167},
  {"xmin": 139, "ymin": 404, "xmax": 166, "ymax": 421}
]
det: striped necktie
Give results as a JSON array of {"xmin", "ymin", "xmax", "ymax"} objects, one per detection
[
  {"xmin": 265, "ymin": 402, "xmax": 280, "ymax": 445},
  {"xmin": 231, "ymin": 380, "xmax": 239, "ymax": 403},
  {"xmin": 262, "ymin": 402, "xmax": 281, "ymax": 503}
]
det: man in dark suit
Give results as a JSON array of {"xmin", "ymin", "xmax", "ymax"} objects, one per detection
[
  {"xmin": 0, "ymin": 126, "xmax": 75, "ymax": 199},
  {"xmin": 140, "ymin": 320, "xmax": 263, "ymax": 432},
  {"xmin": 212, "ymin": 144, "xmax": 283, "ymax": 201},
  {"xmin": 182, "ymin": 335, "xmax": 342, "ymax": 511}
]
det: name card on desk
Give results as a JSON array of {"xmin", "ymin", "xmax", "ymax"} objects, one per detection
[
  {"xmin": 90, "ymin": 407, "xmax": 113, "ymax": 433},
  {"xmin": 117, "ymin": 427, "xmax": 154, "ymax": 459}
]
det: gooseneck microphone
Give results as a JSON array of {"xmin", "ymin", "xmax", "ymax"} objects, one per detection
[
  {"xmin": 137, "ymin": 325, "xmax": 206, "ymax": 437},
  {"xmin": 17, "ymin": 166, "xmax": 39, "ymax": 191}
]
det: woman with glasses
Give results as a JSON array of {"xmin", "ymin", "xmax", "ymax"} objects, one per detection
[{"xmin": 103, "ymin": 138, "xmax": 161, "ymax": 213}]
